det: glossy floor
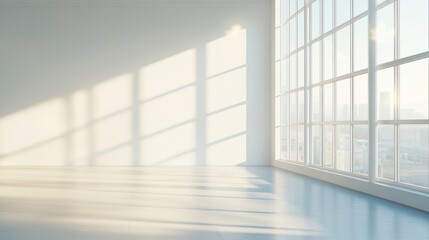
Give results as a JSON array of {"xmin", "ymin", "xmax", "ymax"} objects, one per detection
[{"xmin": 0, "ymin": 167, "xmax": 428, "ymax": 240}]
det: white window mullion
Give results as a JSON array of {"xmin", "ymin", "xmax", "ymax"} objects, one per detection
[
  {"xmin": 304, "ymin": 0, "xmax": 310, "ymax": 166},
  {"xmin": 394, "ymin": 0, "xmax": 400, "ymax": 183}
]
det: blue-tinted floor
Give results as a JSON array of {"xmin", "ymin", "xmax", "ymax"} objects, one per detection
[{"xmin": 0, "ymin": 166, "xmax": 428, "ymax": 240}]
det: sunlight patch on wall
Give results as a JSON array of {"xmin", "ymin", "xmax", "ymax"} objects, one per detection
[
  {"xmin": 140, "ymin": 86, "xmax": 196, "ymax": 136},
  {"xmin": 95, "ymin": 145, "xmax": 132, "ymax": 166},
  {"xmin": 70, "ymin": 89, "xmax": 89, "ymax": 129},
  {"xmin": 206, "ymin": 134, "xmax": 246, "ymax": 165},
  {"xmin": 139, "ymin": 49, "xmax": 196, "ymax": 100},
  {"xmin": 206, "ymin": 67, "xmax": 246, "ymax": 113},
  {"xmin": 0, "ymin": 98, "xmax": 66, "ymax": 156},
  {"xmin": 0, "ymin": 138, "xmax": 66, "ymax": 166},
  {"xmin": 206, "ymin": 28, "xmax": 246, "ymax": 77},
  {"xmin": 204, "ymin": 25, "xmax": 247, "ymax": 165},
  {"xmin": 206, "ymin": 104, "xmax": 246, "ymax": 143},
  {"xmin": 140, "ymin": 122, "xmax": 196, "ymax": 165},
  {"xmin": 93, "ymin": 74, "xmax": 132, "ymax": 119},
  {"xmin": 70, "ymin": 128, "xmax": 89, "ymax": 165},
  {"xmin": 94, "ymin": 112, "xmax": 131, "ymax": 153}
]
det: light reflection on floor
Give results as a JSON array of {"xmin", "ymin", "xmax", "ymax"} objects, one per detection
[{"xmin": 0, "ymin": 166, "xmax": 428, "ymax": 240}]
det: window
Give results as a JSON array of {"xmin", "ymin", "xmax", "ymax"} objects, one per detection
[
  {"xmin": 275, "ymin": 0, "xmax": 429, "ymax": 193},
  {"xmin": 375, "ymin": 1, "xmax": 429, "ymax": 190},
  {"xmin": 276, "ymin": 0, "xmax": 306, "ymax": 164}
]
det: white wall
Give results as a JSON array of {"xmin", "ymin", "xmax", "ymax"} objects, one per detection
[{"xmin": 0, "ymin": 0, "xmax": 271, "ymax": 166}]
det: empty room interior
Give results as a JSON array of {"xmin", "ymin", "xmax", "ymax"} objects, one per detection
[{"xmin": 0, "ymin": 0, "xmax": 429, "ymax": 239}]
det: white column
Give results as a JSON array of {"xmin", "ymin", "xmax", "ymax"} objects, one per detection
[{"xmin": 368, "ymin": 0, "xmax": 377, "ymax": 183}]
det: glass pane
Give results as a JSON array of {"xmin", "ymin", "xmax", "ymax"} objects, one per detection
[
  {"xmin": 400, "ymin": 0, "xmax": 428, "ymax": 58},
  {"xmin": 290, "ymin": 53, "xmax": 297, "ymax": 89},
  {"xmin": 336, "ymin": 0, "xmax": 351, "ymax": 26},
  {"xmin": 298, "ymin": 125, "xmax": 305, "ymax": 162},
  {"xmin": 354, "ymin": 74, "xmax": 368, "ymax": 120},
  {"xmin": 290, "ymin": 17, "xmax": 297, "ymax": 52},
  {"xmin": 336, "ymin": 125, "xmax": 351, "ymax": 172},
  {"xmin": 324, "ymin": 0, "xmax": 333, "ymax": 33},
  {"xmin": 306, "ymin": 47, "xmax": 310, "ymax": 80},
  {"xmin": 298, "ymin": 50, "xmax": 305, "ymax": 88},
  {"xmin": 324, "ymin": 83, "xmax": 333, "ymax": 121},
  {"xmin": 280, "ymin": 0, "xmax": 289, "ymax": 24},
  {"xmin": 290, "ymin": 92, "xmax": 297, "ymax": 122},
  {"xmin": 311, "ymin": 0, "xmax": 321, "ymax": 40},
  {"xmin": 290, "ymin": 126, "xmax": 297, "ymax": 161},
  {"xmin": 281, "ymin": 94, "xmax": 289, "ymax": 124},
  {"xmin": 311, "ymin": 41, "xmax": 321, "ymax": 84},
  {"xmin": 298, "ymin": 0, "xmax": 304, "ymax": 10},
  {"xmin": 298, "ymin": 90, "xmax": 305, "ymax": 122},
  {"xmin": 275, "ymin": 61, "xmax": 280, "ymax": 96},
  {"xmin": 377, "ymin": 4, "xmax": 394, "ymax": 64},
  {"xmin": 276, "ymin": 126, "xmax": 280, "ymax": 160},
  {"xmin": 290, "ymin": 0, "xmax": 297, "ymax": 16},
  {"xmin": 276, "ymin": 96, "xmax": 280, "ymax": 127},
  {"xmin": 354, "ymin": 16, "xmax": 368, "ymax": 71},
  {"xmin": 281, "ymin": 24, "xmax": 289, "ymax": 57},
  {"xmin": 336, "ymin": 79, "xmax": 351, "ymax": 121},
  {"xmin": 353, "ymin": 125, "xmax": 369, "ymax": 175},
  {"xmin": 400, "ymin": 59, "xmax": 429, "ymax": 120},
  {"xmin": 378, "ymin": 125, "xmax": 395, "ymax": 181},
  {"xmin": 377, "ymin": 68, "xmax": 394, "ymax": 120},
  {"xmin": 275, "ymin": 28, "xmax": 280, "ymax": 61},
  {"xmin": 312, "ymin": 125, "xmax": 322, "ymax": 165},
  {"xmin": 399, "ymin": 125, "xmax": 429, "ymax": 188},
  {"xmin": 336, "ymin": 25, "xmax": 351, "ymax": 76},
  {"xmin": 323, "ymin": 35, "xmax": 333, "ymax": 80},
  {"xmin": 306, "ymin": 3, "xmax": 310, "ymax": 42},
  {"xmin": 280, "ymin": 58, "xmax": 289, "ymax": 93},
  {"xmin": 281, "ymin": 126, "xmax": 289, "ymax": 160},
  {"xmin": 298, "ymin": 12, "xmax": 305, "ymax": 48},
  {"xmin": 354, "ymin": 0, "xmax": 368, "ymax": 16},
  {"xmin": 324, "ymin": 125, "xmax": 334, "ymax": 167},
  {"xmin": 312, "ymin": 87, "xmax": 321, "ymax": 121}
]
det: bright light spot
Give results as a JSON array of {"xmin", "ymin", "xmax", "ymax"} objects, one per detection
[
  {"xmin": 370, "ymin": 27, "xmax": 377, "ymax": 41},
  {"xmin": 206, "ymin": 67, "xmax": 246, "ymax": 113},
  {"xmin": 206, "ymin": 27, "xmax": 246, "ymax": 77},
  {"xmin": 225, "ymin": 24, "xmax": 244, "ymax": 36},
  {"xmin": 140, "ymin": 49, "xmax": 196, "ymax": 100},
  {"xmin": 93, "ymin": 74, "xmax": 132, "ymax": 119}
]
